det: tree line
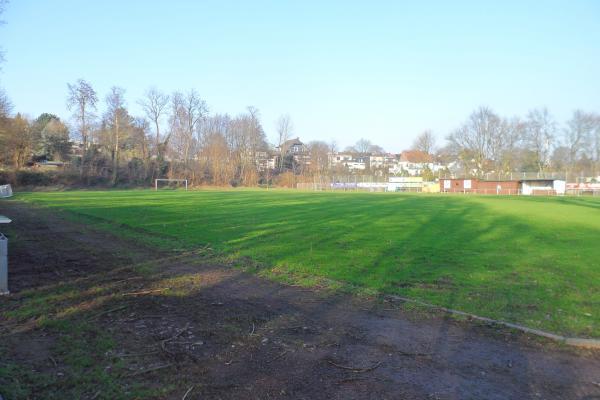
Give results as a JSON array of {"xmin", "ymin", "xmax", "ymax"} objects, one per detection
[
  {"xmin": 439, "ymin": 107, "xmax": 600, "ymax": 178},
  {"xmin": 1, "ymin": 80, "xmax": 600, "ymax": 186},
  {"xmin": 0, "ymin": 80, "xmax": 278, "ymax": 186},
  {"xmin": 1, "ymin": 3, "xmax": 600, "ymax": 186}
]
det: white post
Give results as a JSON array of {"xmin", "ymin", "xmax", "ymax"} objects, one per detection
[{"xmin": 0, "ymin": 233, "xmax": 8, "ymax": 295}]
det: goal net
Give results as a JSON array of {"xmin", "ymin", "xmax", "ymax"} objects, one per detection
[
  {"xmin": 154, "ymin": 179, "xmax": 188, "ymax": 191},
  {"xmin": 0, "ymin": 184, "xmax": 13, "ymax": 198}
]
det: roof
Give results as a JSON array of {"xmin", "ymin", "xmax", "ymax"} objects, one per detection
[
  {"xmin": 400, "ymin": 150, "xmax": 432, "ymax": 163},
  {"xmin": 280, "ymin": 137, "xmax": 304, "ymax": 148}
]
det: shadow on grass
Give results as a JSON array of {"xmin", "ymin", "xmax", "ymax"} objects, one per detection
[{"xmin": 12, "ymin": 191, "xmax": 600, "ymax": 337}]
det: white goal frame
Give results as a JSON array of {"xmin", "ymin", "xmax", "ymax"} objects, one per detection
[{"xmin": 154, "ymin": 179, "xmax": 188, "ymax": 191}]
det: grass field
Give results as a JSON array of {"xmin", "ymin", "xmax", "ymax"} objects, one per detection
[{"xmin": 14, "ymin": 189, "xmax": 600, "ymax": 337}]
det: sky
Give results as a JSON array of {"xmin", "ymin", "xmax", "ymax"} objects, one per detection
[{"xmin": 1, "ymin": 0, "xmax": 600, "ymax": 152}]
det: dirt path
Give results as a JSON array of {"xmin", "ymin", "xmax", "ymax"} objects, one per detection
[{"xmin": 1, "ymin": 201, "xmax": 600, "ymax": 399}]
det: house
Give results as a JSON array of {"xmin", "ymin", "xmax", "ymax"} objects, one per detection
[
  {"xmin": 328, "ymin": 153, "xmax": 367, "ymax": 171},
  {"xmin": 345, "ymin": 161, "xmax": 366, "ymax": 171},
  {"xmin": 329, "ymin": 153, "xmax": 354, "ymax": 168},
  {"xmin": 277, "ymin": 138, "xmax": 310, "ymax": 169},
  {"xmin": 400, "ymin": 150, "xmax": 432, "ymax": 164},
  {"xmin": 369, "ymin": 154, "xmax": 398, "ymax": 170},
  {"xmin": 390, "ymin": 150, "xmax": 444, "ymax": 176},
  {"xmin": 255, "ymin": 151, "xmax": 277, "ymax": 171},
  {"xmin": 278, "ymin": 137, "xmax": 307, "ymax": 155}
]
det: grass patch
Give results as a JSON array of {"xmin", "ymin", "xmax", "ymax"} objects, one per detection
[
  {"xmin": 13, "ymin": 189, "xmax": 600, "ymax": 337},
  {"xmin": 0, "ymin": 260, "xmax": 177, "ymax": 399}
]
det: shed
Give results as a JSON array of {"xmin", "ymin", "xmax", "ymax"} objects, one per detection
[
  {"xmin": 521, "ymin": 179, "xmax": 565, "ymax": 195},
  {"xmin": 440, "ymin": 178, "xmax": 519, "ymax": 194}
]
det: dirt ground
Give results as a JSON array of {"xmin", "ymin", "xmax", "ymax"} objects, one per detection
[{"xmin": 1, "ymin": 201, "xmax": 600, "ymax": 400}]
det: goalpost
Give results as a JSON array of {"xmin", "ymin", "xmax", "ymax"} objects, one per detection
[{"xmin": 154, "ymin": 179, "xmax": 188, "ymax": 191}]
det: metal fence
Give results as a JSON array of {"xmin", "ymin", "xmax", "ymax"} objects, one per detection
[
  {"xmin": 296, "ymin": 176, "xmax": 600, "ymax": 196},
  {"xmin": 440, "ymin": 172, "xmax": 567, "ymax": 181},
  {"xmin": 297, "ymin": 175, "xmax": 391, "ymax": 192},
  {"xmin": 566, "ymin": 189, "xmax": 600, "ymax": 196},
  {"xmin": 440, "ymin": 188, "xmax": 541, "ymax": 196}
]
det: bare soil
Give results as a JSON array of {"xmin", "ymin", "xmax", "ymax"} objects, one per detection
[{"xmin": 1, "ymin": 201, "xmax": 600, "ymax": 399}]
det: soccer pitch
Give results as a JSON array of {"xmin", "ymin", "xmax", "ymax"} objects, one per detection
[{"xmin": 15, "ymin": 190, "xmax": 600, "ymax": 337}]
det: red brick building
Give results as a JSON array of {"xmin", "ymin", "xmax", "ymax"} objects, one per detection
[{"xmin": 440, "ymin": 178, "xmax": 520, "ymax": 195}]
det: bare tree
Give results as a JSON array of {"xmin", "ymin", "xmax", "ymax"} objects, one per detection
[
  {"xmin": 0, "ymin": 87, "xmax": 11, "ymax": 118},
  {"xmin": 138, "ymin": 87, "xmax": 169, "ymax": 156},
  {"xmin": 496, "ymin": 117, "xmax": 526, "ymax": 173},
  {"xmin": 105, "ymin": 86, "xmax": 126, "ymax": 185},
  {"xmin": 198, "ymin": 114, "xmax": 234, "ymax": 185},
  {"xmin": 307, "ymin": 140, "xmax": 330, "ymax": 176},
  {"xmin": 276, "ymin": 114, "xmax": 293, "ymax": 170},
  {"xmin": 169, "ymin": 90, "xmax": 208, "ymax": 170},
  {"xmin": 127, "ymin": 117, "xmax": 152, "ymax": 182},
  {"xmin": 66, "ymin": 79, "xmax": 98, "ymax": 152},
  {"xmin": 594, "ymin": 115, "xmax": 600, "ymax": 176},
  {"xmin": 328, "ymin": 140, "xmax": 338, "ymax": 154},
  {"xmin": 524, "ymin": 108, "xmax": 555, "ymax": 172},
  {"xmin": 368, "ymin": 144, "xmax": 385, "ymax": 154},
  {"xmin": 563, "ymin": 110, "xmax": 596, "ymax": 173},
  {"xmin": 37, "ymin": 115, "xmax": 71, "ymax": 161},
  {"xmin": 412, "ymin": 130, "xmax": 436, "ymax": 155},
  {"xmin": 355, "ymin": 138, "xmax": 372, "ymax": 155},
  {"xmin": 447, "ymin": 107, "xmax": 505, "ymax": 174},
  {"xmin": 3, "ymin": 113, "xmax": 33, "ymax": 168}
]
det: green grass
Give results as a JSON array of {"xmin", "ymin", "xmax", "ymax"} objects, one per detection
[{"xmin": 14, "ymin": 189, "xmax": 600, "ymax": 337}]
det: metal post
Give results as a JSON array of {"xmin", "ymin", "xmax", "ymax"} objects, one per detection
[{"xmin": 0, "ymin": 233, "xmax": 8, "ymax": 295}]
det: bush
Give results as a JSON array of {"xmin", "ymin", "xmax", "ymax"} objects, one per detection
[
  {"xmin": 15, "ymin": 170, "xmax": 54, "ymax": 186},
  {"xmin": 275, "ymin": 172, "xmax": 298, "ymax": 188}
]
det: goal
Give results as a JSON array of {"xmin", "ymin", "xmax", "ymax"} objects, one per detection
[{"xmin": 154, "ymin": 179, "xmax": 188, "ymax": 191}]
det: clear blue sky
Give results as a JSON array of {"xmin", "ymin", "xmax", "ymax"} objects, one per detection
[{"xmin": 2, "ymin": 0, "xmax": 599, "ymax": 152}]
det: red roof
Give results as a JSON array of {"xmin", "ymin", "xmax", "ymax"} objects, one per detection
[{"xmin": 400, "ymin": 150, "xmax": 432, "ymax": 163}]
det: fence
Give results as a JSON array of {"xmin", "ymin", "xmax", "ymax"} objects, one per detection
[
  {"xmin": 296, "ymin": 175, "xmax": 390, "ymax": 192},
  {"xmin": 566, "ymin": 189, "xmax": 600, "ymax": 196},
  {"xmin": 440, "ymin": 188, "xmax": 539, "ymax": 196},
  {"xmin": 440, "ymin": 172, "xmax": 568, "ymax": 181},
  {"xmin": 297, "ymin": 177, "xmax": 600, "ymax": 197}
]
